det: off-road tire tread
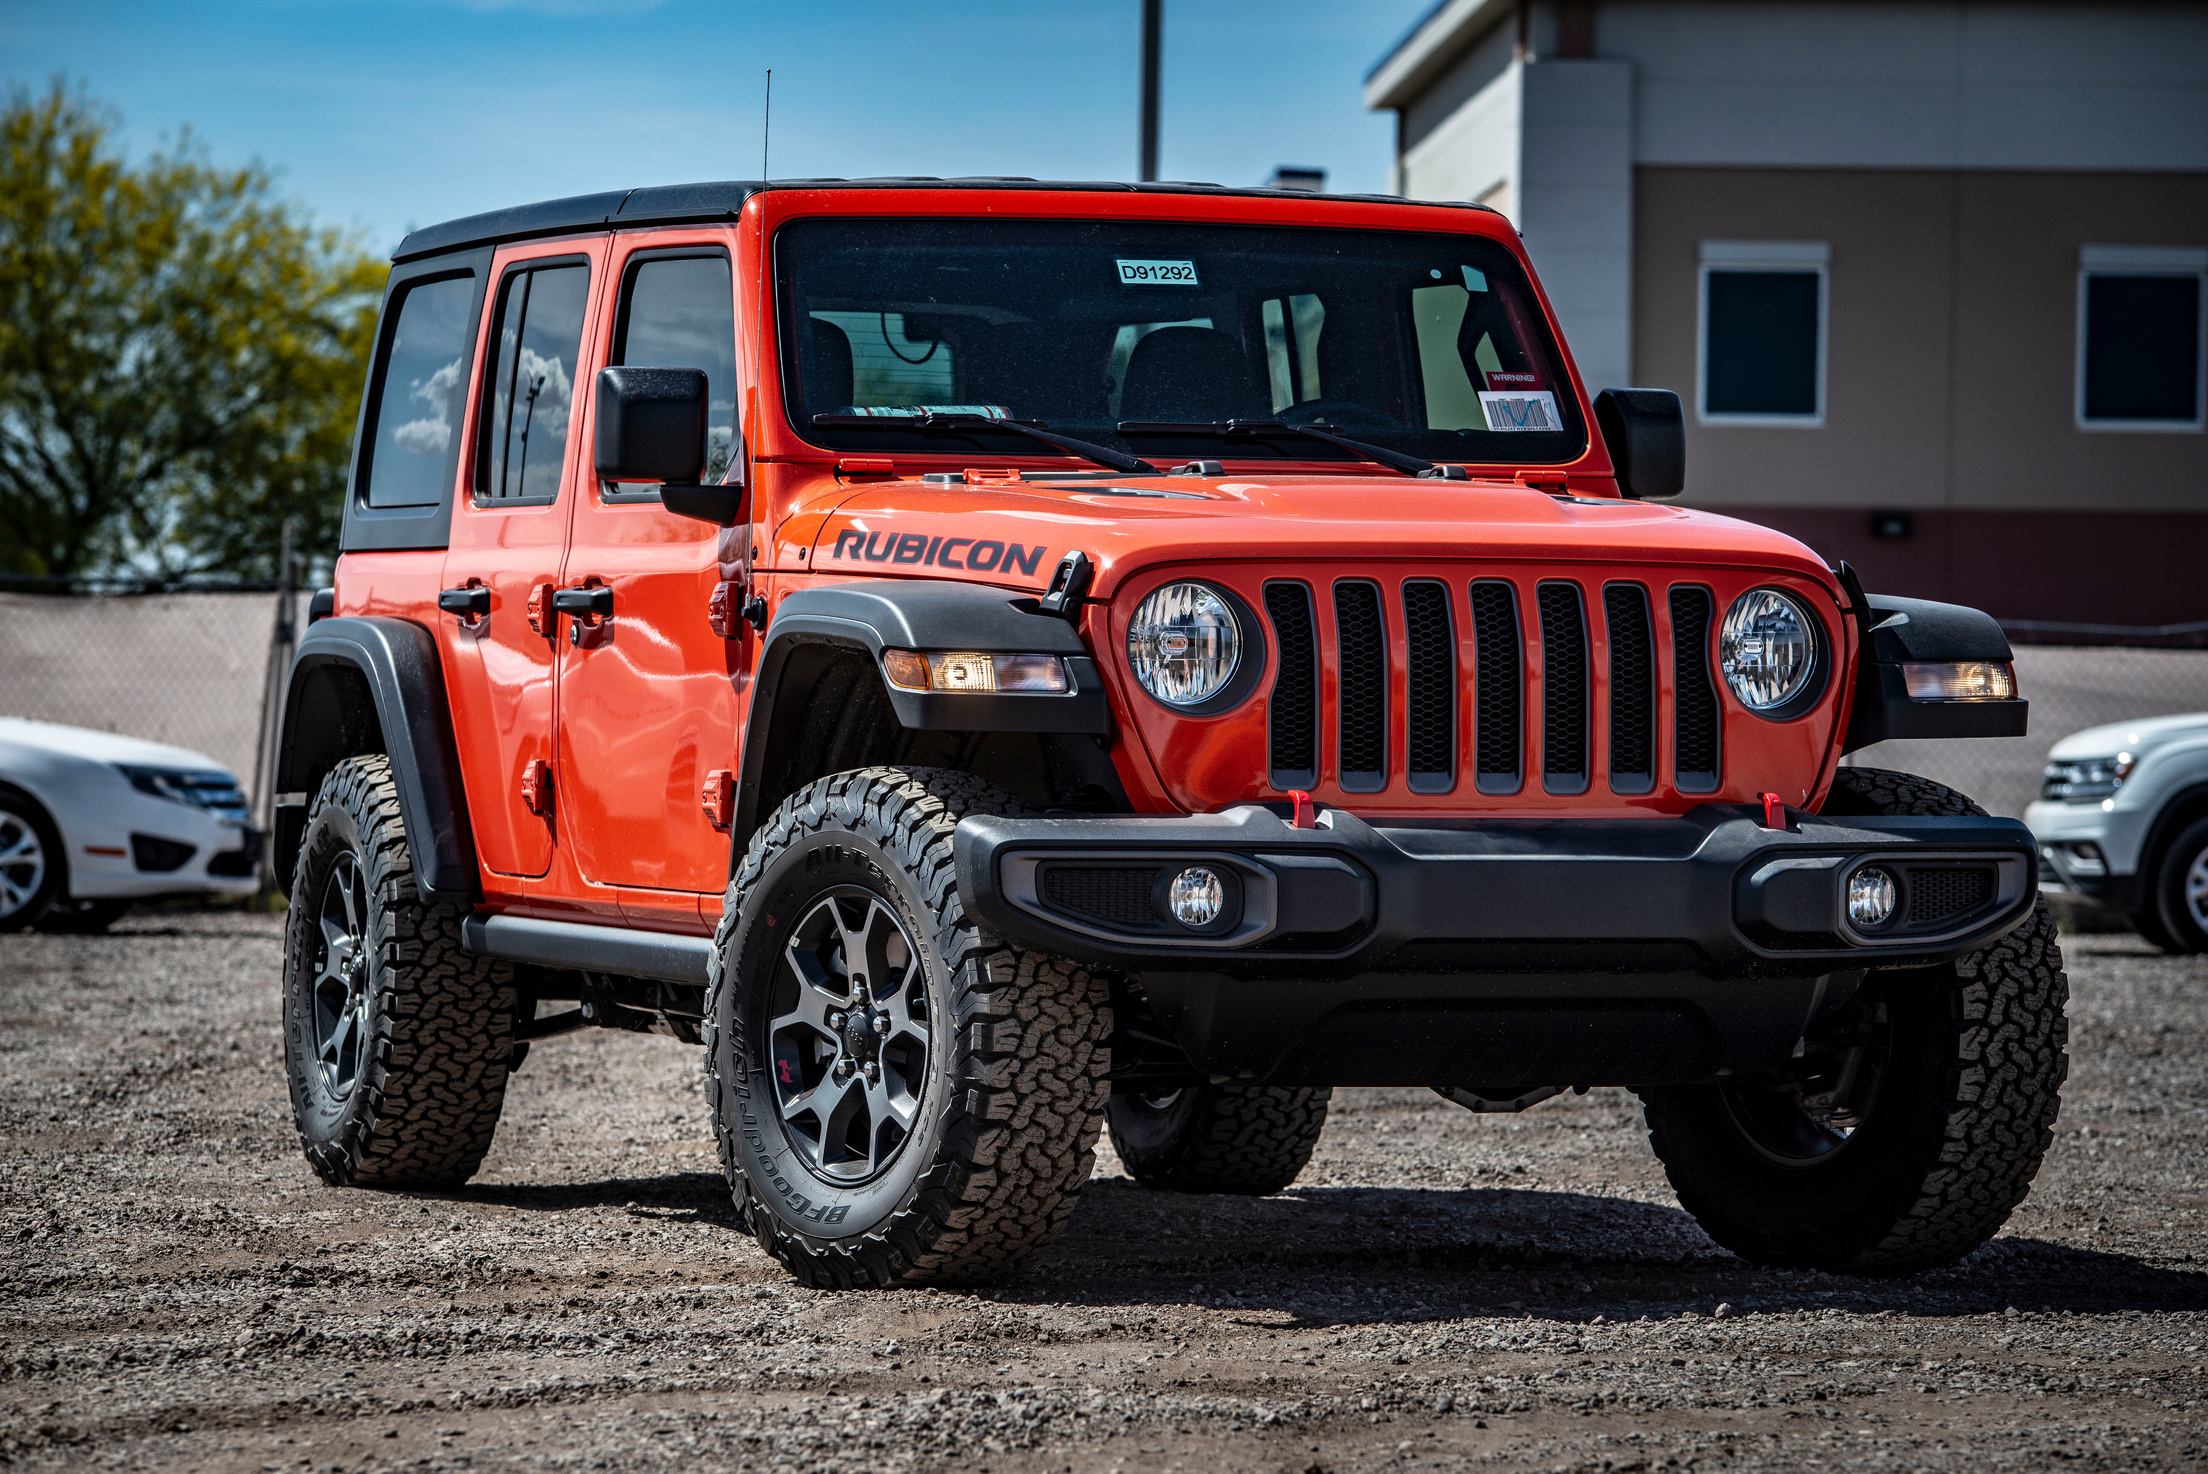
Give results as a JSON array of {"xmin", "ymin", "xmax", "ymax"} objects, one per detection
[
  {"xmin": 287, "ymin": 755, "xmax": 514, "ymax": 1188},
  {"xmin": 1110, "ymin": 1084, "xmax": 1332, "ymax": 1195},
  {"xmin": 1646, "ymin": 765, "xmax": 2069, "ymax": 1274},
  {"xmin": 704, "ymin": 766, "xmax": 1110, "ymax": 1289}
]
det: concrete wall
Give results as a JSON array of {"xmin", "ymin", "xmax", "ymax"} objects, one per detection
[
  {"xmin": 1376, "ymin": 0, "xmax": 2208, "ymax": 560},
  {"xmin": 1609, "ymin": 2, "xmax": 2208, "ymax": 173},
  {"xmin": 1632, "ymin": 165, "xmax": 2208, "ymax": 623}
]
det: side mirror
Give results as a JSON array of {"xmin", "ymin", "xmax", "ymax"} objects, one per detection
[
  {"xmin": 1593, "ymin": 388, "xmax": 1685, "ymax": 500},
  {"xmin": 593, "ymin": 366, "xmax": 748, "ymax": 526}
]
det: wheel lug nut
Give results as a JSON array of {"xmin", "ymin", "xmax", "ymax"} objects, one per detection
[
  {"xmin": 829, "ymin": 1011, "xmax": 847, "ymax": 1030},
  {"xmin": 863, "ymin": 1061, "xmax": 880, "ymax": 1083},
  {"xmin": 872, "ymin": 1015, "xmax": 890, "ymax": 1036}
]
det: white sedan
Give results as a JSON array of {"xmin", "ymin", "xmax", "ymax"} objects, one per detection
[{"xmin": 0, "ymin": 718, "xmax": 262, "ymax": 932}]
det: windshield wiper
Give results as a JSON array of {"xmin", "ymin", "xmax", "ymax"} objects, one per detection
[
  {"xmin": 1118, "ymin": 419, "xmax": 1439, "ymax": 476},
  {"xmin": 813, "ymin": 412, "xmax": 1160, "ymax": 476}
]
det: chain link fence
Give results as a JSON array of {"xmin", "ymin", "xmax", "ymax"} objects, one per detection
[{"xmin": 0, "ymin": 585, "xmax": 302, "ymax": 824}]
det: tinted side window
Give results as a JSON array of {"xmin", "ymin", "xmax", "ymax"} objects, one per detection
[
  {"xmin": 613, "ymin": 255, "xmax": 739, "ymax": 482},
  {"xmin": 363, "ymin": 275, "xmax": 474, "ymax": 508},
  {"xmin": 481, "ymin": 263, "xmax": 590, "ymax": 501}
]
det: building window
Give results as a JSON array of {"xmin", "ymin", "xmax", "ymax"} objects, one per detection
[
  {"xmin": 2077, "ymin": 246, "xmax": 2206, "ymax": 432},
  {"xmin": 1697, "ymin": 241, "xmax": 1828, "ymax": 427}
]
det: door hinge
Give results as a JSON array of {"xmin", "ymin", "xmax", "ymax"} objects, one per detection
[
  {"xmin": 520, "ymin": 758, "xmax": 554, "ymax": 816},
  {"xmin": 701, "ymin": 768, "xmax": 736, "ymax": 829},
  {"xmin": 526, "ymin": 581, "xmax": 555, "ymax": 637}
]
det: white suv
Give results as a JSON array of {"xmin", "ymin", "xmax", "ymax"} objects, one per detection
[
  {"xmin": 0, "ymin": 718, "xmax": 263, "ymax": 933},
  {"xmin": 2025, "ymin": 712, "xmax": 2208, "ymax": 953}
]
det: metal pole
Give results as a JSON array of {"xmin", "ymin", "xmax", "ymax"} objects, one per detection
[
  {"xmin": 251, "ymin": 519, "xmax": 298, "ymax": 897},
  {"xmin": 1139, "ymin": 0, "xmax": 1161, "ymax": 182}
]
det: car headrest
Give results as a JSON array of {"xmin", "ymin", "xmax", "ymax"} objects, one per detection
[
  {"xmin": 1119, "ymin": 326, "xmax": 1266, "ymax": 424},
  {"xmin": 806, "ymin": 317, "xmax": 854, "ymax": 411}
]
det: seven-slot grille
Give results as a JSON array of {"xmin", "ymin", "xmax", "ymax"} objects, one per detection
[{"xmin": 1260, "ymin": 576, "xmax": 1729, "ymax": 798}]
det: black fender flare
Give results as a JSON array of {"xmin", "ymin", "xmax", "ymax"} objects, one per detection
[
  {"xmin": 732, "ymin": 580, "xmax": 1109, "ymax": 841},
  {"xmin": 274, "ymin": 616, "xmax": 478, "ymax": 905},
  {"xmin": 1842, "ymin": 592, "xmax": 2030, "ymax": 751}
]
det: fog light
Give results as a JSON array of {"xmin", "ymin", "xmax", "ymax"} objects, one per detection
[
  {"xmin": 1169, "ymin": 866, "xmax": 1224, "ymax": 928},
  {"xmin": 2064, "ymin": 842, "xmax": 2108, "ymax": 878},
  {"xmin": 1848, "ymin": 867, "xmax": 1897, "ymax": 929}
]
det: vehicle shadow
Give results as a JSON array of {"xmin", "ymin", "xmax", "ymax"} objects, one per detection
[
  {"xmin": 1030, "ymin": 1178, "xmax": 2208, "ymax": 1325},
  {"xmin": 426, "ymin": 1170, "xmax": 2208, "ymax": 1324},
  {"xmin": 439, "ymin": 1170, "xmax": 743, "ymax": 1227}
]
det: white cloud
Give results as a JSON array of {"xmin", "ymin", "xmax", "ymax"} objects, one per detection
[
  {"xmin": 411, "ymin": 356, "xmax": 463, "ymax": 408},
  {"xmin": 392, "ymin": 416, "xmax": 452, "ymax": 454}
]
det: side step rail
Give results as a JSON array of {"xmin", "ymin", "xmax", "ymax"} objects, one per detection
[{"xmin": 460, "ymin": 914, "xmax": 716, "ymax": 985}]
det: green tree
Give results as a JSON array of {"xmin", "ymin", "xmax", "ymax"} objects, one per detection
[{"xmin": 0, "ymin": 80, "xmax": 386, "ymax": 581}]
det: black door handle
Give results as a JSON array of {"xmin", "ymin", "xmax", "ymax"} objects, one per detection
[
  {"xmin": 550, "ymin": 586, "xmax": 612, "ymax": 618},
  {"xmin": 437, "ymin": 586, "xmax": 490, "ymax": 618}
]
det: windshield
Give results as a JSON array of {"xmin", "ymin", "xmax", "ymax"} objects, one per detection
[{"xmin": 775, "ymin": 217, "xmax": 1587, "ymax": 466}]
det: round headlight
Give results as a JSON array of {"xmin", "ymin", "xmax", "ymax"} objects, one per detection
[
  {"xmin": 1719, "ymin": 588, "xmax": 1819, "ymax": 713},
  {"xmin": 1127, "ymin": 582, "xmax": 1241, "ymax": 706}
]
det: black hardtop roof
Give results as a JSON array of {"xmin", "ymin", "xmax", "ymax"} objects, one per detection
[{"xmin": 392, "ymin": 177, "xmax": 1493, "ymax": 263}]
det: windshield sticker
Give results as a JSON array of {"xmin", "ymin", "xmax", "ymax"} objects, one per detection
[
  {"xmin": 1461, "ymin": 265, "xmax": 1489, "ymax": 292},
  {"xmin": 1116, "ymin": 259, "xmax": 1200, "ymax": 288},
  {"xmin": 1483, "ymin": 370, "xmax": 1542, "ymax": 390},
  {"xmin": 1479, "ymin": 390, "xmax": 1562, "ymax": 433},
  {"xmin": 837, "ymin": 404, "xmax": 1013, "ymax": 418}
]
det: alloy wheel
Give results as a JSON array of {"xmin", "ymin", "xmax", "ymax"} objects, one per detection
[
  {"xmin": 1719, "ymin": 999, "xmax": 1892, "ymax": 1168},
  {"xmin": 767, "ymin": 889, "xmax": 932, "ymax": 1184},
  {"xmin": 0, "ymin": 812, "xmax": 46, "ymax": 921},
  {"xmin": 311, "ymin": 851, "xmax": 372, "ymax": 1098},
  {"xmin": 2186, "ymin": 843, "xmax": 2208, "ymax": 932}
]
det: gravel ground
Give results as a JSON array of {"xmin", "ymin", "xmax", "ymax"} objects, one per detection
[{"xmin": 3, "ymin": 913, "xmax": 2203, "ymax": 1473}]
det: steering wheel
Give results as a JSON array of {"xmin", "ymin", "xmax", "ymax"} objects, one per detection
[{"xmin": 1278, "ymin": 399, "xmax": 1405, "ymax": 431}]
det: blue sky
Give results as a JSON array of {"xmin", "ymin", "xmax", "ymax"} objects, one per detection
[{"xmin": 2, "ymin": 0, "xmax": 1427, "ymax": 257}]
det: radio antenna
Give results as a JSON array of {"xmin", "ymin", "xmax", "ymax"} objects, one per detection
[{"xmin": 761, "ymin": 69, "xmax": 772, "ymax": 183}]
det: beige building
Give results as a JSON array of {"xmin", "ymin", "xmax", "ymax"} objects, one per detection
[{"xmin": 1366, "ymin": 0, "xmax": 2208, "ymax": 629}]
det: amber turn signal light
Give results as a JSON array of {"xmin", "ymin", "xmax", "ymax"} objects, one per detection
[{"xmin": 881, "ymin": 650, "xmax": 1068, "ymax": 693}]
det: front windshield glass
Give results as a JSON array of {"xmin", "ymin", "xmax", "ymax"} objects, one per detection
[{"xmin": 775, "ymin": 217, "xmax": 1587, "ymax": 466}]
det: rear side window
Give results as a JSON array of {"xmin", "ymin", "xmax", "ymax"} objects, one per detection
[
  {"xmin": 479, "ymin": 262, "xmax": 590, "ymax": 501},
  {"xmin": 612, "ymin": 253, "xmax": 740, "ymax": 482},
  {"xmin": 362, "ymin": 275, "xmax": 474, "ymax": 508}
]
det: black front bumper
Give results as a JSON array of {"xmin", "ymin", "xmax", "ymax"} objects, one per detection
[{"xmin": 953, "ymin": 804, "xmax": 2037, "ymax": 1090}]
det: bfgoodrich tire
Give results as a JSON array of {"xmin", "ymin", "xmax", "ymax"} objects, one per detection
[
  {"xmin": 282, "ymin": 755, "xmax": 516, "ymax": 1187},
  {"xmin": 1639, "ymin": 767, "xmax": 2070, "ymax": 1274},
  {"xmin": 705, "ymin": 766, "xmax": 1111, "ymax": 1289},
  {"xmin": 1107, "ymin": 1084, "xmax": 1331, "ymax": 1195}
]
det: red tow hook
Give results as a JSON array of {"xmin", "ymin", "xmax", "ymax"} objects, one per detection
[
  {"xmin": 1761, "ymin": 792, "xmax": 1788, "ymax": 830},
  {"xmin": 1290, "ymin": 789, "xmax": 1317, "ymax": 829}
]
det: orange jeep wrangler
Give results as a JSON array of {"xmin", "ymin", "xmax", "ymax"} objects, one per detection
[{"xmin": 275, "ymin": 179, "xmax": 2059, "ymax": 1288}]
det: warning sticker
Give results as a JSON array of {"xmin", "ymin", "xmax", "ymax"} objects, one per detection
[
  {"xmin": 1116, "ymin": 258, "xmax": 1200, "ymax": 287},
  {"xmin": 1479, "ymin": 390, "xmax": 1562, "ymax": 432}
]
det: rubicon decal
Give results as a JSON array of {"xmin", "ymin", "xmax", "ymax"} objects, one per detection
[{"xmin": 829, "ymin": 529, "xmax": 1049, "ymax": 575}]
